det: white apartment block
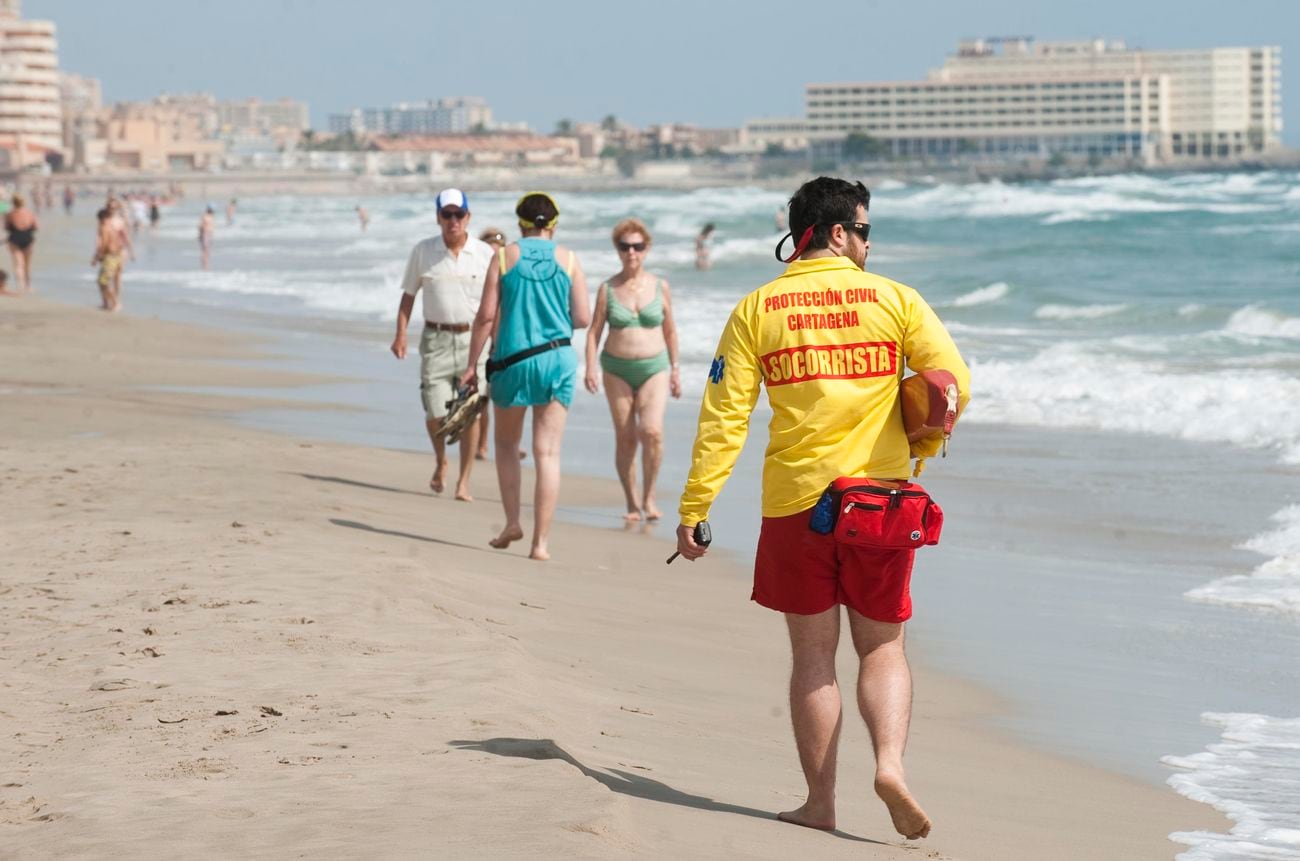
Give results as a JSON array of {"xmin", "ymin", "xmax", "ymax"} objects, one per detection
[
  {"xmin": 217, "ymin": 97, "xmax": 310, "ymax": 135},
  {"xmin": 756, "ymin": 38, "xmax": 1282, "ymax": 163},
  {"xmin": 328, "ymin": 97, "xmax": 493, "ymax": 136},
  {"xmin": 0, "ymin": 0, "xmax": 61, "ymax": 166}
]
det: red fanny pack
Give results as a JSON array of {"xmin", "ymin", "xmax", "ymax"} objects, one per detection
[{"xmin": 828, "ymin": 477, "xmax": 944, "ymax": 550}]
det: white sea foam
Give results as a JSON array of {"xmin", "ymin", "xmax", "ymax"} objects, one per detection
[
  {"xmin": 1034, "ymin": 303, "xmax": 1128, "ymax": 320},
  {"xmin": 1224, "ymin": 306, "xmax": 1300, "ymax": 341},
  {"xmin": 950, "ymin": 282, "xmax": 1010, "ymax": 307},
  {"xmin": 125, "ymin": 266, "xmax": 403, "ymax": 319},
  {"xmin": 1165, "ymin": 713, "xmax": 1300, "ymax": 861},
  {"xmin": 1186, "ymin": 506, "xmax": 1300, "ymax": 614},
  {"xmin": 879, "ymin": 172, "xmax": 1289, "ymax": 224},
  {"xmin": 967, "ymin": 342, "xmax": 1300, "ymax": 464}
]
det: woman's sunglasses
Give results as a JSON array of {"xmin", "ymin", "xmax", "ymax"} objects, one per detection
[{"xmin": 616, "ymin": 241, "xmax": 647, "ymax": 252}]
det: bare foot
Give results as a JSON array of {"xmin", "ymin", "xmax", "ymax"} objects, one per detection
[
  {"xmin": 777, "ymin": 799, "xmax": 835, "ymax": 832},
  {"xmin": 875, "ymin": 772, "xmax": 931, "ymax": 840},
  {"xmin": 475, "ymin": 451, "xmax": 487, "ymax": 461},
  {"xmin": 623, "ymin": 509, "xmax": 642, "ymax": 523},
  {"xmin": 429, "ymin": 463, "xmax": 447, "ymax": 494},
  {"xmin": 642, "ymin": 502, "xmax": 662, "ymax": 521},
  {"xmin": 489, "ymin": 525, "xmax": 524, "ymax": 549},
  {"xmin": 529, "ymin": 544, "xmax": 550, "ymax": 561},
  {"xmin": 454, "ymin": 485, "xmax": 473, "ymax": 502}
]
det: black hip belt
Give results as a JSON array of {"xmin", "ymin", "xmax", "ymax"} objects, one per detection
[{"xmin": 486, "ymin": 337, "xmax": 571, "ymax": 379}]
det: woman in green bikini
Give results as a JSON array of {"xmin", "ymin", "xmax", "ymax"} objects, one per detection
[{"xmin": 584, "ymin": 218, "xmax": 681, "ymax": 522}]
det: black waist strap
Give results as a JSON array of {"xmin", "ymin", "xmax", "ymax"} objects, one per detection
[{"xmin": 486, "ymin": 337, "xmax": 571, "ymax": 379}]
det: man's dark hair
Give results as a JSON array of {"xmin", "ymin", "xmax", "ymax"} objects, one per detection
[{"xmin": 788, "ymin": 177, "xmax": 870, "ymax": 251}]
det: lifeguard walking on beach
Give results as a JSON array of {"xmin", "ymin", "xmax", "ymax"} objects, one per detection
[
  {"xmin": 391, "ymin": 188, "xmax": 493, "ymax": 500},
  {"xmin": 674, "ymin": 177, "xmax": 970, "ymax": 840}
]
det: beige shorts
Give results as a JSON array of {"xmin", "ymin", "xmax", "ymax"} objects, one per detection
[{"xmin": 419, "ymin": 327, "xmax": 485, "ymax": 420}]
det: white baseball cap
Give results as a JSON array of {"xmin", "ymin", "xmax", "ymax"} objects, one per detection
[{"xmin": 435, "ymin": 188, "xmax": 469, "ymax": 212}]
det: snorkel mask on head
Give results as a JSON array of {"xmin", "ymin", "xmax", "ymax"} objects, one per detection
[{"xmin": 516, "ymin": 191, "xmax": 560, "ymax": 231}]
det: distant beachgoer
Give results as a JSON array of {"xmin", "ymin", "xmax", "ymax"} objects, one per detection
[
  {"xmin": 584, "ymin": 217, "xmax": 681, "ymax": 522},
  {"xmin": 63, "ymin": 185, "xmax": 74, "ymax": 215},
  {"xmin": 199, "ymin": 206, "xmax": 215, "ymax": 269},
  {"xmin": 694, "ymin": 222, "xmax": 715, "ymax": 270},
  {"xmin": 130, "ymin": 196, "xmax": 148, "ymax": 235},
  {"xmin": 106, "ymin": 198, "xmax": 135, "ymax": 261},
  {"xmin": 226, "ymin": 198, "xmax": 237, "ymax": 226},
  {"xmin": 42, "ymin": 182, "xmax": 53, "ymax": 211},
  {"xmin": 390, "ymin": 188, "xmax": 493, "ymax": 500},
  {"xmin": 674, "ymin": 176, "xmax": 971, "ymax": 841},
  {"xmin": 475, "ymin": 226, "xmax": 511, "ymax": 462},
  {"xmin": 461, "ymin": 192, "xmax": 591, "ymax": 560},
  {"xmin": 148, "ymin": 196, "xmax": 161, "ymax": 231},
  {"xmin": 92, "ymin": 206, "xmax": 127, "ymax": 312},
  {"xmin": 4, "ymin": 193, "xmax": 38, "ymax": 292},
  {"xmin": 355, "ymin": 205, "xmax": 370, "ymax": 232},
  {"xmin": 775, "ymin": 208, "xmax": 787, "ymax": 232}
]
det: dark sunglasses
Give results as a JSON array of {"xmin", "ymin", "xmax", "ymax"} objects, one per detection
[
  {"xmin": 832, "ymin": 221, "xmax": 870, "ymax": 241},
  {"xmin": 439, "ymin": 209, "xmax": 468, "ymax": 220},
  {"xmin": 616, "ymin": 241, "xmax": 647, "ymax": 252}
]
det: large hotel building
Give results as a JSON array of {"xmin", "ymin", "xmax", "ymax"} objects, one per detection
[
  {"xmin": 746, "ymin": 38, "xmax": 1283, "ymax": 163},
  {"xmin": 0, "ymin": 0, "xmax": 60, "ymax": 167}
]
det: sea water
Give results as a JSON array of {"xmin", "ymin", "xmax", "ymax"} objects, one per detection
[{"xmin": 45, "ymin": 171, "xmax": 1300, "ymax": 858}]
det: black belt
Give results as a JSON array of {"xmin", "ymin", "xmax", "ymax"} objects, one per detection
[
  {"xmin": 486, "ymin": 338, "xmax": 571, "ymax": 379},
  {"xmin": 425, "ymin": 321, "xmax": 471, "ymax": 333}
]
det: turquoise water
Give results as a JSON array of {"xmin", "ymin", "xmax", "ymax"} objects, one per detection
[{"xmin": 39, "ymin": 171, "xmax": 1300, "ymax": 858}]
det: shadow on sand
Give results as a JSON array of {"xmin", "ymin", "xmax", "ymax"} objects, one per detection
[
  {"xmin": 329, "ymin": 518, "xmax": 488, "ymax": 553},
  {"xmin": 448, "ymin": 737, "xmax": 882, "ymax": 844},
  {"xmin": 297, "ymin": 472, "xmax": 434, "ymax": 498}
]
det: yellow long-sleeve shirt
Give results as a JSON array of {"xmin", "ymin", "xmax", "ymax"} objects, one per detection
[{"xmin": 678, "ymin": 256, "xmax": 971, "ymax": 527}]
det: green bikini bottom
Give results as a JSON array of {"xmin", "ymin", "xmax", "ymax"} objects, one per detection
[{"xmin": 599, "ymin": 350, "xmax": 670, "ymax": 391}]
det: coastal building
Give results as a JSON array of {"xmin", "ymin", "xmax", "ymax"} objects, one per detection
[
  {"xmin": 329, "ymin": 97, "xmax": 494, "ymax": 136},
  {"xmin": 217, "ymin": 97, "xmax": 309, "ymax": 137},
  {"xmin": 99, "ymin": 94, "xmax": 224, "ymax": 172},
  {"xmin": 738, "ymin": 117, "xmax": 811, "ymax": 154},
  {"xmin": 0, "ymin": 0, "xmax": 62, "ymax": 168},
  {"xmin": 751, "ymin": 38, "xmax": 1283, "ymax": 163},
  {"xmin": 58, "ymin": 71, "xmax": 100, "ymax": 167},
  {"xmin": 216, "ymin": 96, "xmax": 310, "ymax": 160},
  {"xmin": 367, "ymin": 133, "xmax": 579, "ymax": 172},
  {"xmin": 642, "ymin": 123, "xmax": 739, "ymax": 156}
]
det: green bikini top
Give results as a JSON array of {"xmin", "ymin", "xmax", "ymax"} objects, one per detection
[{"xmin": 605, "ymin": 280, "xmax": 665, "ymax": 329}]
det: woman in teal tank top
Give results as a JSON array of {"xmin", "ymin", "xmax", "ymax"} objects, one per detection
[
  {"xmin": 583, "ymin": 218, "xmax": 681, "ymax": 523},
  {"xmin": 463, "ymin": 193, "xmax": 590, "ymax": 561}
]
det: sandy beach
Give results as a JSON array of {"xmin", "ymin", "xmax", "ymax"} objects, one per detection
[{"xmin": 0, "ymin": 296, "xmax": 1227, "ymax": 858}]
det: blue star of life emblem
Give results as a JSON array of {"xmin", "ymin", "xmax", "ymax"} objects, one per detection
[{"xmin": 709, "ymin": 355, "xmax": 725, "ymax": 384}]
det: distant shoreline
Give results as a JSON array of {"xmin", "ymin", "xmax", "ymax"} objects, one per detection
[{"xmin": 28, "ymin": 148, "xmax": 1300, "ymax": 198}]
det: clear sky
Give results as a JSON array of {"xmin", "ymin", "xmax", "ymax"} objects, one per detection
[{"xmin": 37, "ymin": 0, "xmax": 1298, "ymax": 146}]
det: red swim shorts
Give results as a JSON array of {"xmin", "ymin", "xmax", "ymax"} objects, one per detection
[{"xmin": 753, "ymin": 507, "xmax": 916, "ymax": 622}]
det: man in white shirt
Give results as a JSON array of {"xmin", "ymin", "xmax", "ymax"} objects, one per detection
[{"xmin": 391, "ymin": 188, "xmax": 494, "ymax": 500}]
